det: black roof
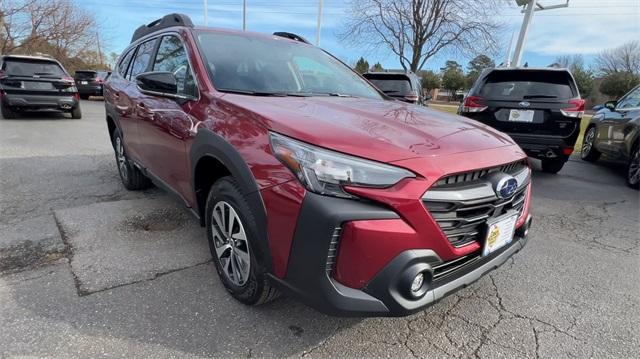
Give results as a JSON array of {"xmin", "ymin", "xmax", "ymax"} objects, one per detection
[{"xmin": 131, "ymin": 13, "xmax": 194, "ymax": 43}]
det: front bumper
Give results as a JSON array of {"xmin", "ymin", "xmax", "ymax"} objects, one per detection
[
  {"xmin": 3, "ymin": 93, "xmax": 78, "ymax": 111},
  {"xmin": 269, "ymin": 191, "xmax": 532, "ymax": 317}
]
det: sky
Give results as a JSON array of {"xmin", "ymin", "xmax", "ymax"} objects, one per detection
[{"xmin": 77, "ymin": 0, "xmax": 639, "ymax": 72}]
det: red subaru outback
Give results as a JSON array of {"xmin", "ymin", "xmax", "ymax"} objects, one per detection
[{"xmin": 105, "ymin": 14, "xmax": 533, "ymax": 316}]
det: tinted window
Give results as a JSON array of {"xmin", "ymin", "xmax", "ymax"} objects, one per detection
[
  {"xmin": 153, "ymin": 35, "xmax": 197, "ymax": 97},
  {"xmin": 196, "ymin": 31, "xmax": 382, "ymax": 99},
  {"xmin": 3, "ymin": 59, "xmax": 66, "ymax": 77},
  {"xmin": 617, "ymin": 86, "xmax": 640, "ymax": 109},
  {"xmin": 128, "ymin": 39, "xmax": 157, "ymax": 80},
  {"xmin": 479, "ymin": 70, "xmax": 576, "ymax": 101},
  {"xmin": 367, "ymin": 78, "xmax": 412, "ymax": 95},
  {"xmin": 118, "ymin": 49, "xmax": 135, "ymax": 76},
  {"xmin": 74, "ymin": 71, "xmax": 97, "ymax": 80}
]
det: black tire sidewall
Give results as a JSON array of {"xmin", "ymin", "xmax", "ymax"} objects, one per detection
[
  {"xmin": 541, "ymin": 159, "xmax": 565, "ymax": 174},
  {"xmin": 205, "ymin": 177, "xmax": 266, "ymax": 304},
  {"xmin": 627, "ymin": 145, "xmax": 639, "ymax": 189}
]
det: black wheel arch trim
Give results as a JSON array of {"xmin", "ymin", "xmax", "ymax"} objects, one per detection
[{"xmin": 189, "ymin": 128, "xmax": 272, "ymax": 273}]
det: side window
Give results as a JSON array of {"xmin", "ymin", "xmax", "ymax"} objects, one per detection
[
  {"xmin": 617, "ymin": 87, "xmax": 640, "ymax": 110},
  {"xmin": 117, "ymin": 49, "xmax": 135, "ymax": 77},
  {"xmin": 128, "ymin": 39, "xmax": 158, "ymax": 81},
  {"xmin": 153, "ymin": 35, "xmax": 197, "ymax": 97}
]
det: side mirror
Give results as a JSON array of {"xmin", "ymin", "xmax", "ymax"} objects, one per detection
[
  {"xmin": 604, "ymin": 100, "xmax": 617, "ymax": 111},
  {"xmin": 136, "ymin": 72, "xmax": 188, "ymax": 100}
]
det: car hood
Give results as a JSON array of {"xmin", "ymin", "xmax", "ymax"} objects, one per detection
[{"xmin": 222, "ymin": 94, "xmax": 517, "ymax": 163}]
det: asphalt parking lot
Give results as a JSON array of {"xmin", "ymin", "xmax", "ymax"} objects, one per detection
[{"xmin": 1, "ymin": 100, "xmax": 638, "ymax": 358}]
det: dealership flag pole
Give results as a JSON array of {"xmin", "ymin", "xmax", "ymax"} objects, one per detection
[
  {"xmin": 243, "ymin": 0, "xmax": 247, "ymax": 30},
  {"xmin": 316, "ymin": 0, "xmax": 323, "ymax": 46},
  {"xmin": 204, "ymin": 0, "xmax": 208, "ymax": 26}
]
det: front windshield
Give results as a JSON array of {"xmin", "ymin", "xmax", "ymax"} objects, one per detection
[{"xmin": 196, "ymin": 31, "xmax": 383, "ymax": 99}]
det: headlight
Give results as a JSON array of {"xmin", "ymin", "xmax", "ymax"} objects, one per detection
[{"xmin": 269, "ymin": 132, "xmax": 415, "ymax": 198}]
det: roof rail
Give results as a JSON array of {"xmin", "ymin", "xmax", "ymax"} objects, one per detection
[
  {"xmin": 131, "ymin": 13, "xmax": 194, "ymax": 43},
  {"xmin": 273, "ymin": 32, "xmax": 310, "ymax": 44}
]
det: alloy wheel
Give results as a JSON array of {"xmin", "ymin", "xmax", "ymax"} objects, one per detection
[
  {"xmin": 582, "ymin": 128, "xmax": 596, "ymax": 157},
  {"xmin": 115, "ymin": 137, "xmax": 128, "ymax": 181},
  {"xmin": 629, "ymin": 148, "xmax": 640, "ymax": 185},
  {"xmin": 211, "ymin": 201, "xmax": 251, "ymax": 286}
]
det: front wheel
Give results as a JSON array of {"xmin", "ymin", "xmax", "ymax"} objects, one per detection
[
  {"xmin": 541, "ymin": 159, "xmax": 566, "ymax": 174},
  {"xmin": 581, "ymin": 126, "xmax": 601, "ymax": 162},
  {"xmin": 205, "ymin": 176, "xmax": 279, "ymax": 305},
  {"xmin": 627, "ymin": 145, "xmax": 639, "ymax": 190}
]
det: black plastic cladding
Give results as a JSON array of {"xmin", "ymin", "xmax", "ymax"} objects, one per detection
[{"xmin": 131, "ymin": 14, "xmax": 194, "ymax": 43}]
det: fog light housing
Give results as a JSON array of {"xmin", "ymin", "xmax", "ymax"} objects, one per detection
[{"xmin": 411, "ymin": 273, "xmax": 424, "ymax": 293}]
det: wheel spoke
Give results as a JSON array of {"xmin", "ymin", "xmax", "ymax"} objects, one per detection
[
  {"xmin": 227, "ymin": 206, "xmax": 236, "ymax": 238},
  {"xmin": 235, "ymin": 246, "xmax": 250, "ymax": 265},
  {"xmin": 215, "ymin": 243, "xmax": 231, "ymax": 258},
  {"xmin": 231, "ymin": 253, "xmax": 243, "ymax": 283},
  {"xmin": 213, "ymin": 206, "xmax": 226, "ymax": 236}
]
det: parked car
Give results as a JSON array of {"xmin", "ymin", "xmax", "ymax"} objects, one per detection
[
  {"xmin": 581, "ymin": 85, "xmax": 639, "ymax": 189},
  {"xmin": 105, "ymin": 13, "xmax": 533, "ymax": 317},
  {"xmin": 459, "ymin": 68, "xmax": 584, "ymax": 174},
  {"xmin": 0, "ymin": 54, "xmax": 81, "ymax": 119},
  {"xmin": 74, "ymin": 70, "xmax": 111, "ymax": 99},
  {"xmin": 363, "ymin": 71, "xmax": 428, "ymax": 105}
]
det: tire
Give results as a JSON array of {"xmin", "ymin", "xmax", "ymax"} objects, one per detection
[
  {"xmin": 581, "ymin": 126, "xmax": 601, "ymax": 162},
  {"xmin": 112, "ymin": 129, "xmax": 151, "ymax": 190},
  {"xmin": 205, "ymin": 176, "xmax": 279, "ymax": 305},
  {"xmin": 80, "ymin": 94, "xmax": 90, "ymax": 100},
  {"xmin": 541, "ymin": 159, "xmax": 566, "ymax": 174},
  {"xmin": 1, "ymin": 102, "xmax": 17, "ymax": 119},
  {"xmin": 71, "ymin": 106, "xmax": 82, "ymax": 119},
  {"xmin": 627, "ymin": 145, "xmax": 639, "ymax": 190}
]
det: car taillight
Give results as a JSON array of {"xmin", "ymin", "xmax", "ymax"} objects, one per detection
[
  {"xmin": 462, "ymin": 96, "xmax": 487, "ymax": 113},
  {"xmin": 560, "ymin": 99, "xmax": 585, "ymax": 118},
  {"xmin": 404, "ymin": 92, "xmax": 419, "ymax": 102},
  {"xmin": 73, "ymin": 92, "xmax": 80, "ymax": 101}
]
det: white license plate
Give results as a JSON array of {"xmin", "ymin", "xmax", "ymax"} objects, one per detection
[
  {"xmin": 483, "ymin": 213, "xmax": 518, "ymax": 256},
  {"xmin": 508, "ymin": 109, "xmax": 535, "ymax": 123},
  {"xmin": 80, "ymin": 81, "xmax": 88, "ymax": 85}
]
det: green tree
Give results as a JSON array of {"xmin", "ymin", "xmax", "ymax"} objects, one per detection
[
  {"xmin": 600, "ymin": 72, "xmax": 640, "ymax": 99},
  {"xmin": 421, "ymin": 70, "xmax": 441, "ymax": 91},
  {"xmin": 371, "ymin": 62, "xmax": 384, "ymax": 71},
  {"xmin": 355, "ymin": 57, "xmax": 370, "ymax": 74},
  {"xmin": 441, "ymin": 60, "xmax": 465, "ymax": 101},
  {"xmin": 553, "ymin": 55, "xmax": 595, "ymax": 97},
  {"xmin": 466, "ymin": 54, "xmax": 494, "ymax": 88}
]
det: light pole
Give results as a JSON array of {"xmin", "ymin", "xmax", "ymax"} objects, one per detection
[
  {"xmin": 243, "ymin": 0, "xmax": 247, "ymax": 30},
  {"xmin": 316, "ymin": 0, "xmax": 323, "ymax": 46},
  {"xmin": 204, "ymin": 0, "xmax": 208, "ymax": 26},
  {"xmin": 511, "ymin": 0, "xmax": 569, "ymax": 67}
]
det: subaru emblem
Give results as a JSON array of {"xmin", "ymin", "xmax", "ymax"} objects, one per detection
[
  {"xmin": 494, "ymin": 175, "xmax": 518, "ymax": 199},
  {"xmin": 519, "ymin": 101, "xmax": 530, "ymax": 108}
]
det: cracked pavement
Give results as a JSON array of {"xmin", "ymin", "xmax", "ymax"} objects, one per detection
[{"xmin": 1, "ymin": 101, "xmax": 638, "ymax": 358}]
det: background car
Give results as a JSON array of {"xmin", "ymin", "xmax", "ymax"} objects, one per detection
[
  {"xmin": 581, "ymin": 85, "xmax": 639, "ymax": 189},
  {"xmin": 0, "ymin": 54, "xmax": 81, "ymax": 119},
  {"xmin": 459, "ymin": 67, "xmax": 584, "ymax": 174},
  {"xmin": 363, "ymin": 71, "xmax": 428, "ymax": 105},
  {"xmin": 74, "ymin": 70, "xmax": 111, "ymax": 99}
]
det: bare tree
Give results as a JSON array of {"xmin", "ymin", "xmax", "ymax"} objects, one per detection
[
  {"xmin": 595, "ymin": 41, "xmax": 640, "ymax": 75},
  {"xmin": 340, "ymin": 0, "xmax": 503, "ymax": 72},
  {"xmin": 0, "ymin": 0, "xmax": 106, "ymax": 72}
]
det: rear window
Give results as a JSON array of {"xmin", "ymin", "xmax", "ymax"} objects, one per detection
[
  {"xmin": 365, "ymin": 75, "xmax": 412, "ymax": 95},
  {"xmin": 479, "ymin": 70, "xmax": 576, "ymax": 101},
  {"xmin": 75, "ymin": 71, "xmax": 97, "ymax": 80},
  {"xmin": 3, "ymin": 59, "xmax": 66, "ymax": 77}
]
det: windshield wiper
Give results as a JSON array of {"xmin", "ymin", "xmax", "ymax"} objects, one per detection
[
  {"xmin": 523, "ymin": 94, "xmax": 558, "ymax": 99},
  {"xmin": 382, "ymin": 90, "xmax": 399, "ymax": 94},
  {"xmin": 218, "ymin": 89, "xmax": 311, "ymax": 97}
]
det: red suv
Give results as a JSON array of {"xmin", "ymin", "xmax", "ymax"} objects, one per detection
[{"xmin": 105, "ymin": 14, "xmax": 533, "ymax": 316}]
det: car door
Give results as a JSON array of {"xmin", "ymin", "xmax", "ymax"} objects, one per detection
[
  {"xmin": 611, "ymin": 87, "xmax": 640, "ymax": 157},
  {"xmin": 135, "ymin": 34, "xmax": 200, "ymax": 204}
]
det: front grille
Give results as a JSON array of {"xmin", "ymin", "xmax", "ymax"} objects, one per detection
[
  {"xmin": 435, "ymin": 160, "xmax": 527, "ymax": 187},
  {"xmin": 325, "ymin": 227, "xmax": 342, "ymax": 274},
  {"xmin": 423, "ymin": 163, "xmax": 530, "ymax": 248}
]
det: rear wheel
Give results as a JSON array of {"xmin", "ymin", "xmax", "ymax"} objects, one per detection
[
  {"xmin": 71, "ymin": 106, "xmax": 82, "ymax": 119},
  {"xmin": 205, "ymin": 177, "xmax": 279, "ymax": 305},
  {"xmin": 581, "ymin": 126, "xmax": 601, "ymax": 162},
  {"xmin": 541, "ymin": 159, "xmax": 566, "ymax": 174},
  {"xmin": 1, "ymin": 102, "xmax": 17, "ymax": 119},
  {"xmin": 627, "ymin": 145, "xmax": 639, "ymax": 190},
  {"xmin": 112, "ymin": 129, "xmax": 151, "ymax": 190}
]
